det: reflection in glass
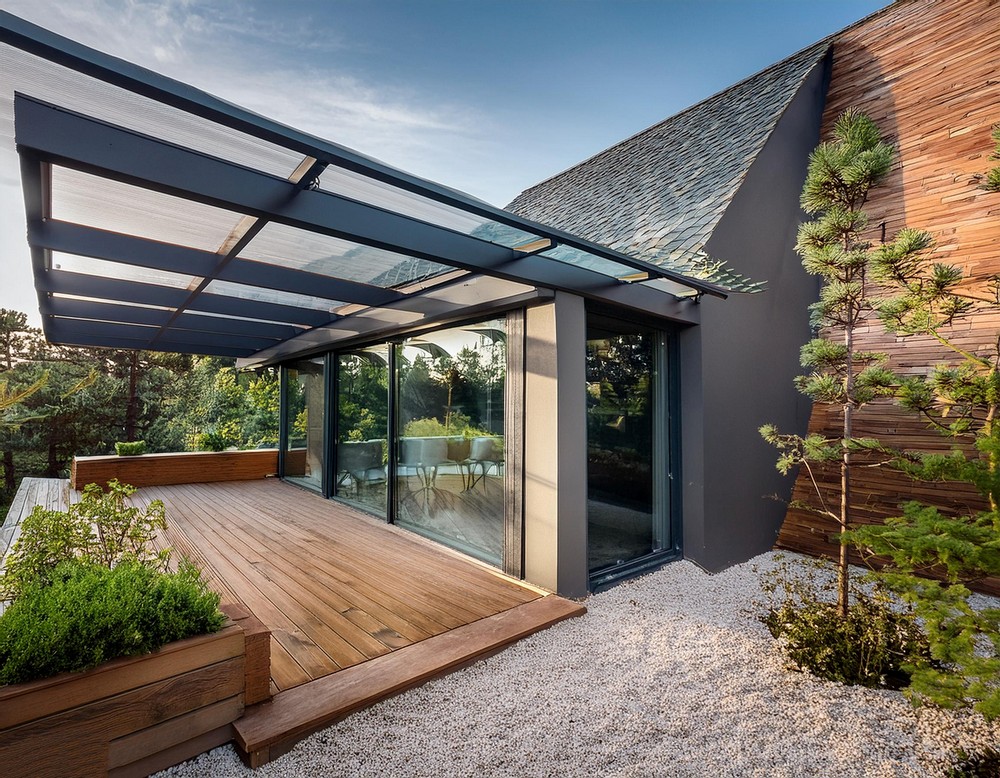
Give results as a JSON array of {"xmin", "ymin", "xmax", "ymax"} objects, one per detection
[
  {"xmin": 283, "ymin": 358, "xmax": 325, "ymax": 492},
  {"xmin": 394, "ymin": 319, "xmax": 506, "ymax": 565},
  {"xmin": 335, "ymin": 345, "xmax": 389, "ymax": 517},
  {"xmin": 586, "ymin": 315, "xmax": 668, "ymax": 575}
]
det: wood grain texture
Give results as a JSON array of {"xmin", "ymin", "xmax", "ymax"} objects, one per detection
[
  {"xmin": 777, "ymin": 0, "xmax": 1000, "ymax": 585},
  {"xmin": 0, "ymin": 657, "xmax": 244, "ymax": 778},
  {"xmin": 132, "ymin": 479, "xmax": 543, "ymax": 693},
  {"xmin": 70, "ymin": 449, "xmax": 278, "ymax": 490},
  {"xmin": 0, "ymin": 626, "xmax": 245, "ymax": 730},
  {"xmin": 234, "ymin": 595, "xmax": 587, "ymax": 767}
]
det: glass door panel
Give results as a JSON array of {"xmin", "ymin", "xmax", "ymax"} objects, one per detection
[
  {"xmin": 394, "ymin": 319, "xmax": 506, "ymax": 565},
  {"xmin": 586, "ymin": 314, "xmax": 669, "ymax": 576},
  {"xmin": 335, "ymin": 345, "xmax": 389, "ymax": 517},
  {"xmin": 283, "ymin": 357, "xmax": 325, "ymax": 492}
]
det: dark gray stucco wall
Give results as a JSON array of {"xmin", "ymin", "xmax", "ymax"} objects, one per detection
[{"xmin": 680, "ymin": 52, "xmax": 829, "ymax": 572}]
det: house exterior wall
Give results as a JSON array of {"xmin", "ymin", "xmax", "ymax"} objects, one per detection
[
  {"xmin": 776, "ymin": 0, "xmax": 1000, "ymax": 581},
  {"xmin": 679, "ymin": 53, "xmax": 829, "ymax": 572},
  {"xmin": 523, "ymin": 294, "xmax": 589, "ymax": 597}
]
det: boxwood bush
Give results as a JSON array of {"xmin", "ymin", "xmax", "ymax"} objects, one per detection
[
  {"xmin": 0, "ymin": 479, "xmax": 225, "ymax": 686},
  {"xmin": 0, "ymin": 559, "xmax": 224, "ymax": 685},
  {"xmin": 114, "ymin": 440, "xmax": 147, "ymax": 456}
]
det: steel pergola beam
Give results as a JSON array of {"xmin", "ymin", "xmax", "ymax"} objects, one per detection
[
  {"xmin": 1, "ymin": 10, "xmax": 723, "ymax": 300},
  {"xmin": 30, "ymin": 220, "xmax": 407, "ymax": 308},
  {"xmin": 39, "ymin": 296, "xmax": 305, "ymax": 341},
  {"xmin": 15, "ymin": 97, "xmax": 710, "ymax": 318},
  {"xmin": 36, "ymin": 270, "xmax": 338, "ymax": 327}
]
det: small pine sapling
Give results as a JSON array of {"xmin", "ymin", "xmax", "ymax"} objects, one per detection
[{"xmin": 761, "ymin": 108, "xmax": 932, "ymax": 617}]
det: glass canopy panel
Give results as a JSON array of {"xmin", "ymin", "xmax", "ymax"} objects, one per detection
[
  {"xmin": 319, "ymin": 166, "xmax": 541, "ymax": 249},
  {"xmin": 205, "ymin": 279, "xmax": 343, "ymax": 312},
  {"xmin": 53, "ymin": 293, "xmax": 172, "ymax": 312},
  {"xmin": 237, "ymin": 222, "xmax": 453, "ymax": 287},
  {"xmin": 0, "ymin": 43, "xmax": 304, "ymax": 178},
  {"xmin": 51, "ymin": 252, "xmax": 201, "ymax": 289},
  {"xmin": 538, "ymin": 244, "xmax": 638, "ymax": 278},
  {"xmin": 49, "ymin": 167, "xmax": 248, "ymax": 253}
]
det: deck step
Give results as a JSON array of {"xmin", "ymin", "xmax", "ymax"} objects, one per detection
[{"xmin": 233, "ymin": 594, "xmax": 586, "ymax": 767}]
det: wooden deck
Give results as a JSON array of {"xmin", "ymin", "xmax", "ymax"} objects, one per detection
[{"xmin": 126, "ymin": 479, "xmax": 585, "ymax": 765}]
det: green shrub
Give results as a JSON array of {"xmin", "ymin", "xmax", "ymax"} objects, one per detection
[
  {"xmin": 402, "ymin": 415, "xmax": 490, "ymax": 439},
  {"xmin": 947, "ymin": 746, "xmax": 1000, "ymax": 778},
  {"xmin": 114, "ymin": 440, "xmax": 147, "ymax": 456},
  {"xmin": 759, "ymin": 556, "xmax": 929, "ymax": 689},
  {"xmin": 0, "ymin": 558, "xmax": 224, "ymax": 685},
  {"xmin": 0, "ymin": 480, "xmax": 166, "ymax": 599},
  {"xmin": 195, "ymin": 431, "xmax": 229, "ymax": 452}
]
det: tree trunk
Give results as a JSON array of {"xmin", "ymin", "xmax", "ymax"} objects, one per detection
[
  {"xmin": 839, "ymin": 326, "xmax": 854, "ymax": 618},
  {"xmin": 125, "ymin": 351, "xmax": 139, "ymax": 442},
  {"xmin": 2, "ymin": 449, "xmax": 14, "ymax": 493},
  {"xmin": 46, "ymin": 440, "xmax": 59, "ymax": 478}
]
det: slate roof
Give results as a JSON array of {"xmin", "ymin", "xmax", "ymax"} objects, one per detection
[{"xmin": 506, "ymin": 42, "xmax": 830, "ymax": 275}]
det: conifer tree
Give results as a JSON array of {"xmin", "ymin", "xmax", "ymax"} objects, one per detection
[
  {"xmin": 761, "ymin": 109, "xmax": 932, "ymax": 617},
  {"xmin": 844, "ymin": 122, "xmax": 1000, "ymax": 717}
]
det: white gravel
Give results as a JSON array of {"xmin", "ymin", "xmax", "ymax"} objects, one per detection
[{"xmin": 156, "ymin": 552, "xmax": 1000, "ymax": 777}]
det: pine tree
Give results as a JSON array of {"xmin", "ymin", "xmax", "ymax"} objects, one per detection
[
  {"xmin": 844, "ymin": 120, "xmax": 1000, "ymax": 717},
  {"xmin": 761, "ymin": 109, "xmax": 932, "ymax": 616}
]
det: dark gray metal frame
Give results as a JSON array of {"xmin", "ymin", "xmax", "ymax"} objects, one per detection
[
  {"xmin": 587, "ymin": 318, "xmax": 684, "ymax": 592},
  {"xmin": 4, "ymin": 5, "xmax": 723, "ymax": 366}
]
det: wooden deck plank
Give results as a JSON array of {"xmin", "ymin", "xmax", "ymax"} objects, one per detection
[
  {"xmin": 218, "ymin": 481, "xmax": 535, "ymax": 615},
  {"xmin": 154, "ymin": 482, "xmax": 446, "ymax": 653},
  {"xmin": 34, "ymin": 476, "xmax": 566, "ymax": 767},
  {"xmin": 233, "ymin": 595, "xmax": 587, "ymax": 766},
  {"xmin": 170, "ymin": 483, "xmax": 459, "ymax": 637},
  {"xmin": 130, "ymin": 480, "xmax": 544, "ymax": 695},
  {"xmin": 142, "ymin": 490, "xmax": 350, "ymax": 687},
  {"xmin": 202, "ymin": 491, "xmax": 485, "ymax": 631},
  {"xmin": 178, "ymin": 481, "xmax": 515, "ymax": 633},
  {"xmin": 165, "ymin": 496, "xmax": 394, "ymax": 663}
]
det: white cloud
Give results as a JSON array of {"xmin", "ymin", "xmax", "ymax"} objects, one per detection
[{"xmin": 0, "ymin": 0, "xmax": 517, "ymax": 322}]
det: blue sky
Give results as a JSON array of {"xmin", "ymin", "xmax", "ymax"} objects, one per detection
[{"xmin": 0, "ymin": 0, "xmax": 888, "ymax": 320}]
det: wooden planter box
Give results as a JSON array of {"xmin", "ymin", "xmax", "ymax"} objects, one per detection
[
  {"xmin": 71, "ymin": 449, "xmax": 279, "ymax": 490},
  {"xmin": 0, "ymin": 605, "xmax": 270, "ymax": 778}
]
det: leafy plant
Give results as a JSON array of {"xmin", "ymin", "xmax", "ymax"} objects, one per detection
[
  {"xmin": 0, "ymin": 479, "xmax": 166, "ymax": 599},
  {"xmin": 114, "ymin": 440, "xmax": 147, "ymax": 456},
  {"xmin": 759, "ymin": 555, "xmax": 928, "ymax": 688},
  {"xmin": 194, "ymin": 430, "xmax": 229, "ymax": 452},
  {"xmin": 0, "ymin": 558, "xmax": 223, "ymax": 685},
  {"xmin": 982, "ymin": 123, "xmax": 1000, "ymax": 193}
]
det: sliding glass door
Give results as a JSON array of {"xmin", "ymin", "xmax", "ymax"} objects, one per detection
[
  {"xmin": 282, "ymin": 357, "xmax": 326, "ymax": 492},
  {"xmin": 334, "ymin": 345, "xmax": 390, "ymax": 517},
  {"xmin": 586, "ymin": 313, "xmax": 672, "ymax": 582},
  {"xmin": 394, "ymin": 319, "xmax": 506, "ymax": 565}
]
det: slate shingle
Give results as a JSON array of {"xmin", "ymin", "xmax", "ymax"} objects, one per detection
[{"xmin": 506, "ymin": 42, "xmax": 830, "ymax": 275}]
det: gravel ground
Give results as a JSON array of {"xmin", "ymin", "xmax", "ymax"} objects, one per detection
[{"xmin": 156, "ymin": 552, "xmax": 1000, "ymax": 777}]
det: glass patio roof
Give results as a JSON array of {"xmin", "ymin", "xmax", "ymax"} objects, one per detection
[{"xmin": 0, "ymin": 11, "xmax": 721, "ymax": 363}]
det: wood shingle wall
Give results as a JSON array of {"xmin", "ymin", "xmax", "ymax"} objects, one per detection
[{"xmin": 775, "ymin": 0, "xmax": 1000, "ymax": 591}]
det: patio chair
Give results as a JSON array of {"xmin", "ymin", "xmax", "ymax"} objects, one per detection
[
  {"xmin": 336, "ymin": 440, "xmax": 384, "ymax": 495},
  {"xmin": 398, "ymin": 437, "xmax": 449, "ymax": 492},
  {"xmin": 465, "ymin": 436, "xmax": 503, "ymax": 491}
]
